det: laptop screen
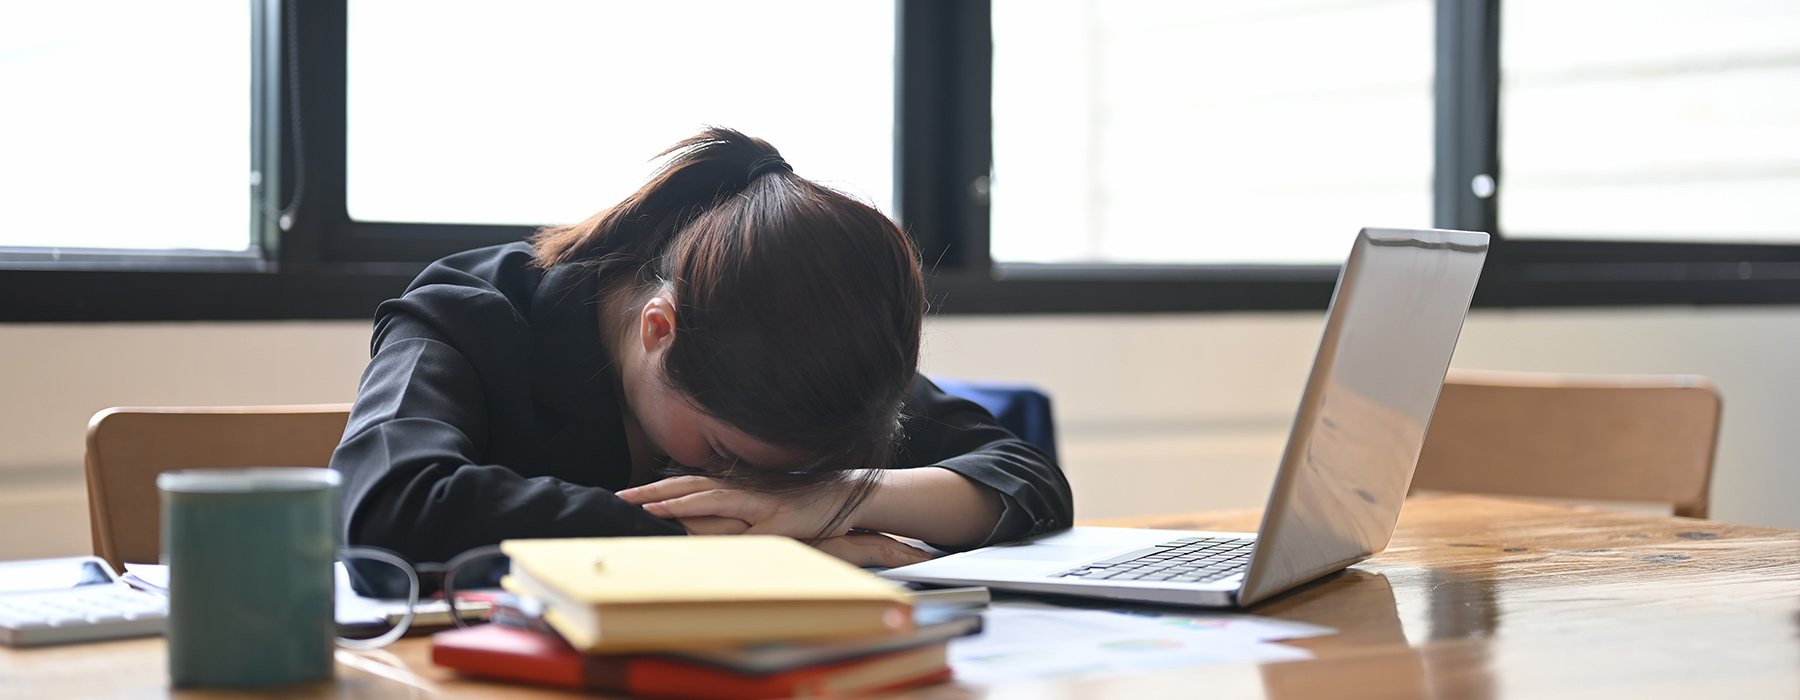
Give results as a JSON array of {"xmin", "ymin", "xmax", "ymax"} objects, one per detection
[{"xmin": 1239, "ymin": 228, "xmax": 1489, "ymax": 606}]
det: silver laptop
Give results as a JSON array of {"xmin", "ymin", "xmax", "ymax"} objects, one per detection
[{"xmin": 883, "ymin": 227, "xmax": 1490, "ymax": 607}]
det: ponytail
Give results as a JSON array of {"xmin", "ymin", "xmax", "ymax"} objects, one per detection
[{"xmin": 529, "ymin": 128, "xmax": 787, "ymax": 271}]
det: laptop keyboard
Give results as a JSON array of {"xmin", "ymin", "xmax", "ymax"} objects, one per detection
[{"xmin": 1054, "ymin": 536, "xmax": 1255, "ymax": 584}]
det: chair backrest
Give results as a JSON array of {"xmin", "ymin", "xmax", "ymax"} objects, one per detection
[
  {"xmin": 929, "ymin": 377, "xmax": 1059, "ymax": 461},
  {"xmin": 84, "ymin": 404, "xmax": 352, "ymax": 573},
  {"xmin": 1412, "ymin": 369, "xmax": 1722, "ymax": 518}
]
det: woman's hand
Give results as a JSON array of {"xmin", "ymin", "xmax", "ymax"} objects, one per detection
[
  {"xmin": 617, "ymin": 474, "xmax": 868, "ymax": 540},
  {"xmin": 676, "ymin": 515, "xmax": 752, "ymax": 536},
  {"xmin": 809, "ymin": 531, "xmax": 933, "ymax": 568}
]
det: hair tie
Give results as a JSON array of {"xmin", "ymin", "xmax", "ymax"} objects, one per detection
[{"xmin": 746, "ymin": 154, "xmax": 792, "ymax": 181}]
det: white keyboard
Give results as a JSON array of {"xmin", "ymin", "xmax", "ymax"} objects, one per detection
[{"xmin": 0, "ymin": 557, "xmax": 167, "ymax": 647}]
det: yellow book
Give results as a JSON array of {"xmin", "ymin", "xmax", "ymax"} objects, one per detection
[{"xmin": 498, "ymin": 536, "xmax": 914, "ymax": 653}]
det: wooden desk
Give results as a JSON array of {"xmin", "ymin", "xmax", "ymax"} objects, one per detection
[{"xmin": 6, "ymin": 494, "xmax": 1798, "ymax": 699}]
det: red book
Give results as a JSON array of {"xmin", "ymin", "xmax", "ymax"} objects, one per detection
[{"xmin": 431, "ymin": 624, "xmax": 952, "ymax": 700}]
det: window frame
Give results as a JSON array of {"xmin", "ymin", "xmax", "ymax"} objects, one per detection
[
  {"xmin": 4, "ymin": 0, "xmax": 1799, "ymax": 323},
  {"xmin": 1436, "ymin": 0, "xmax": 1800, "ymax": 308}
]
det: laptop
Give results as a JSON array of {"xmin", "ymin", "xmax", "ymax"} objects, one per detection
[{"xmin": 883, "ymin": 227, "xmax": 1490, "ymax": 607}]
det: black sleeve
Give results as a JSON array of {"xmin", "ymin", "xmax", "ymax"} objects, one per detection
[
  {"xmin": 895, "ymin": 376, "xmax": 1075, "ymax": 550},
  {"xmin": 331, "ymin": 303, "xmax": 681, "ymax": 568}
]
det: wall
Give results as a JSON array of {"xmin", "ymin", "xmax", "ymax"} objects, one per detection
[
  {"xmin": 2, "ymin": 306, "xmax": 1796, "ymax": 561},
  {"xmin": 0, "ymin": 322, "xmax": 373, "ymax": 560}
]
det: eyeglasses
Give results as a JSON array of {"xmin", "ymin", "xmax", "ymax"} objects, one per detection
[
  {"xmin": 337, "ymin": 544, "xmax": 510, "ymax": 648},
  {"xmin": 334, "ymin": 546, "xmax": 416, "ymax": 650},
  {"xmin": 437, "ymin": 544, "xmax": 508, "ymax": 630}
]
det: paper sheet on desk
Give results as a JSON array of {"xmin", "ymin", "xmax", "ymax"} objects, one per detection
[
  {"xmin": 996, "ymin": 597, "xmax": 1335, "ymax": 641},
  {"xmin": 121, "ymin": 563, "xmax": 169, "ymax": 594},
  {"xmin": 949, "ymin": 601, "xmax": 1330, "ymax": 685},
  {"xmin": 119, "ymin": 563, "xmax": 410, "ymax": 627}
]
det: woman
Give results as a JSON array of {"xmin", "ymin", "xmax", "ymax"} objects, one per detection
[{"xmin": 330, "ymin": 128, "xmax": 1072, "ymax": 570}]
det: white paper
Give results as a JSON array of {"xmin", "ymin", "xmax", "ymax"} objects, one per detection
[
  {"xmin": 333, "ymin": 563, "xmax": 398, "ymax": 626},
  {"xmin": 118, "ymin": 562, "xmax": 405, "ymax": 626},
  {"xmin": 121, "ymin": 562, "xmax": 169, "ymax": 593},
  {"xmin": 994, "ymin": 598, "xmax": 1336, "ymax": 642},
  {"xmin": 948, "ymin": 601, "xmax": 1324, "ymax": 685}
]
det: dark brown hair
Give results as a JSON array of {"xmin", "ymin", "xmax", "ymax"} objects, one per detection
[{"xmin": 531, "ymin": 128, "xmax": 924, "ymax": 533}]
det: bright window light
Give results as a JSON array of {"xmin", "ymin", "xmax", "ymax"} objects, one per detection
[
  {"xmin": 347, "ymin": 0, "xmax": 897, "ymax": 227},
  {"xmin": 0, "ymin": 2, "xmax": 252, "ymax": 252},
  {"xmin": 1500, "ymin": 0, "xmax": 1800, "ymax": 243},
  {"xmin": 990, "ymin": 0, "xmax": 1435, "ymax": 266}
]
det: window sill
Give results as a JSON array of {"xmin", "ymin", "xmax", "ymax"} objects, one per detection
[{"xmin": 0, "ymin": 266, "xmax": 415, "ymax": 322}]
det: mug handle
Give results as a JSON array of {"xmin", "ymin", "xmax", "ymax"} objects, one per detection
[{"xmin": 335, "ymin": 546, "xmax": 419, "ymax": 650}]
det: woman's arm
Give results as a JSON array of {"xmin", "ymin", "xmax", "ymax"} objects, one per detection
[
  {"xmin": 877, "ymin": 375, "xmax": 1075, "ymax": 549},
  {"xmin": 845, "ymin": 467, "xmax": 1002, "ymax": 549},
  {"xmin": 334, "ymin": 258, "xmax": 683, "ymax": 566},
  {"xmin": 618, "ymin": 376, "xmax": 1075, "ymax": 554}
]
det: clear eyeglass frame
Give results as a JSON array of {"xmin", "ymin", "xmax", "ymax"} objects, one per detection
[{"xmin": 334, "ymin": 543, "xmax": 508, "ymax": 648}]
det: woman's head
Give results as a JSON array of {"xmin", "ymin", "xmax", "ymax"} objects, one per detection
[{"xmin": 532, "ymin": 128, "xmax": 925, "ymax": 495}]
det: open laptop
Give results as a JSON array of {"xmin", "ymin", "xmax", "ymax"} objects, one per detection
[{"xmin": 883, "ymin": 227, "xmax": 1490, "ymax": 607}]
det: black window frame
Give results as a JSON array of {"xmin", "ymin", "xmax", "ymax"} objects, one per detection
[{"xmin": 4, "ymin": 0, "xmax": 1799, "ymax": 323}]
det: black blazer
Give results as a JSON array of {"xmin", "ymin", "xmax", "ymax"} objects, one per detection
[{"xmin": 330, "ymin": 243, "xmax": 1074, "ymax": 565}]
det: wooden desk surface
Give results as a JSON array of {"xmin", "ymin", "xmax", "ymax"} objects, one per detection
[{"xmin": 6, "ymin": 494, "xmax": 1798, "ymax": 699}]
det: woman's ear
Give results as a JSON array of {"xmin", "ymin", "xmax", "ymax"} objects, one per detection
[{"xmin": 639, "ymin": 297, "xmax": 677, "ymax": 354}]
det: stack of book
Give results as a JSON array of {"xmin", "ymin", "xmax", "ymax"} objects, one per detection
[{"xmin": 430, "ymin": 536, "xmax": 979, "ymax": 699}]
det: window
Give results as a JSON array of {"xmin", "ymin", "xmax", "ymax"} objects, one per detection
[
  {"xmin": 5, "ymin": 0, "xmax": 1800, "ymax": 321},
  {"xmin": 991, "ymin": 0, "xmax": 1435, "ymax": 266},
  {"xmin": 0, "ymin": 3, "xmax": 256, "ymax": 260},
  {"xmin": 345, "ymin": 0, "xmax": 896, "ymax": 227},
  {"xmin": 1499, "ymin": 0, "xmax": 1800, "ymax": 244}
]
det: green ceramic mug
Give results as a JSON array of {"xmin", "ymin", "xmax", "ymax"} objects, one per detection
[{"xmin": 159, "ymin": 468, "xmax": 342, "ymax": 688}]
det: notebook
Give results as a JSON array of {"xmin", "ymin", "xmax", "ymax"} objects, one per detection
[
  {"xmin": 430, "ymin": 623, "xmax": 952, "ymax": 699},
  {"xmin": 882, "ymin": 227, "xmax": 1489, "ymax": 607},
  {"xmin": 500, "ymin": 535, "xmax": 912, "ymax": 652}
]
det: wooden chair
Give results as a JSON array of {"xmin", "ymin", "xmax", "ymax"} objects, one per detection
[
  {"xmin": 84, "ymin": 404, "xmax": 352, "ymax": 573},
  {"xmin": 1412, "ymin": 369, "xmax": 1722, "ymax": 518}
]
